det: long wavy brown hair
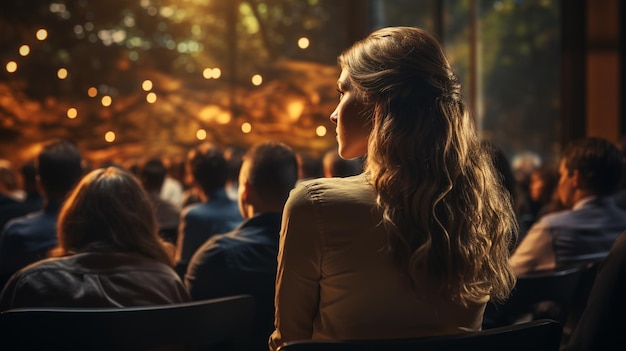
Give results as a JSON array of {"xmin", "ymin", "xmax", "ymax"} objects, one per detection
[
  {"xmin": 52, "ymin": 167, "xmax": 173, "ymax": 266},
  {"xmin": 339, "ymin": 26, "xmax": 517, "ymax": 306}
]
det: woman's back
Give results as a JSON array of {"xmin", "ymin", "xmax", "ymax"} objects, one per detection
[{"xmin": 271, "ymin": 175, "xmax": 487, "ymax": 347}]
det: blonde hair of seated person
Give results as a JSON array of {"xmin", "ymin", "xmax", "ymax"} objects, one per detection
[{"xmin": 339, "ymin": 26, "xmax": 517, "ymax": 306}]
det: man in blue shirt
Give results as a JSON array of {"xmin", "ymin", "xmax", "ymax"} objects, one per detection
[
  {"xmin": 185, "ymin": 141, "xmax": 298, "ymax": 351},
  {"xmin": 0, "ymin": 138, "xmax": 82, "ymax": 290},
  {"xmin": 175, "ymin": 144, "xmax": 243, "ymax": 274}
]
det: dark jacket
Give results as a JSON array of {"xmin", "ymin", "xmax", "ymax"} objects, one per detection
[{"xmin": 0, "ymin": 252, "xmax": 190, "ymax": 311}]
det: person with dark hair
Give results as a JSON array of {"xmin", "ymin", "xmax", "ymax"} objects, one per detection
[
  {"xmin": 0, "ymin": 139, "xmax": 83, "ymax": 290},
  {"xmin": 138, "ymin": 157, "xmax": 180, "ymax": 244},
  {"xmin": 175, "ymin": 143, "xmax": 242, "ymax": 272},
  {"xmin": 0, "ymin": 159, "xmax": 44, "ymax": 231},
  {"xmin": 269, "ymin": 27, "xmax": 517, "ymax": 349},
  {"xmin": 0, "ymin": 167, "xmax": 189, "ymax": 310},
  {"xmin": 186, "ymin": 140, "xmax": 298, "ymax": 351},
  {"xmin": 511, "ymin": 137, "xmax": 626, "ymax": 274},
  {"xmin": 224, "ymin": 145, "xmax": 247, "ymax": 201}
]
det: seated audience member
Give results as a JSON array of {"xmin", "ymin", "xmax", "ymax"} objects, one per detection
[
  {"xmin": 322, "ymin": 148, "xmax": 363, "ymax": 178},
  {"xmin": 0, "ymin": 160, "xmax": 23, "ymax": 205},
  {"xmin": 175, "ymin": 143, "xmax": 243, "ymax": 271},
  {"xmin": 224, "ymin": 145, "xmax": 247, "ymax": 201},
  {"xmin": 295, "ymin": 152, "xmax": 323, "ymax": 183},
  {"xmin": 138, "ymin": 158, "xmax": 180, "ymax": 244},
  {"xmin": 0, "ymin": 159, "xmax": 43, "ymax": 231},
  {"xmin": 511, "ymin": 137, "xmax": 626, "ymax": 274},
  {"xmin": 527, "ymin": 164, "xmax": 564, "ymax": 223},
  {"xmin": 0, "ymin": 167, "xmax": 189, "ymax": 310},
  {"xmin": 160, "ymin": 157, "xmax": 185, "ymax": 209},
  {"xmin": 563, "ymin": 230, "xmax": 626, "ymax": 350},
  {"xmin": 269, "ymin": 27, "xmax": 517, "ymax": 350},
  {"xmin": 186, "ymin": 141, "xmax": 298, "ymax": 351},
  {"xmin": 0, "ymin": 139, "xmax": 83, "ymax": 290}
]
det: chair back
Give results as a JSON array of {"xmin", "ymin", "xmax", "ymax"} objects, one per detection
[
  {"xmin": 0, "ymin": 294, "xmax": 255, "ymax": 351},
  {"xmin": 276, "ymin": 319, "xmax": 562, "ymax": 351}
]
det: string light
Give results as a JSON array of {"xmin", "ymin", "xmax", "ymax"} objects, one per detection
[
  {"xmin": 298, "ymin": 37, "xmax": 310, "ymax": 49},
  {"xmin": 241, "ymin": 122, "xmax": 252, "ymax": 133},
  {"xmin": 5, "ymin": 61, "xmax": 17, "ymax": 73},
  {"xmin": 146, "ymin": 92, "xmax": 157, "ymax": 103},
  {"xmin": 67, "ymin": 108, "xmax": 78, "ymax": 119},
  {"xmin": 142, "ymin": 79, "xmax": 153, "ymax": 91},
  {"xmin": 87, "ymin": 87, "xmax": 98, "ymax": 97},
  {"xmin": 36, "ymin": 29, "xmax": 48, "ymax": 41},
  {"xmin": 251, "ymin": 74, "xmax": 262, "ymax": 86},
  {"xmin": 105, "ymin": 131, "xmax": 116, "ymax": 143},
  {"xmin": 196, "ymin": 129, "xmax": 207, "ymax": 140},
  {"xmin": 316, "ymin": 125, "xmax": 327, "ymax": 137},
  {"xmin": 101, "ymin": 95, "xmax": 112, "ymax": 107},
  {"xmin": 19, "ymin": 45, "xmax": 30, "ymax": 56},
  {"xmin": 57, "ymin": 68, "xmax": 68, "ymax": 79}
]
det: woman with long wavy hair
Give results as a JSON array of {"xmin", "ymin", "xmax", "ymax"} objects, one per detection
[
  {"xmin": 270, "ymin": 26, "xmax": 517, "ymax": 350},
  {"xmin": 0, "ymin": 167, "xmax": 189, "ymax": 310}
]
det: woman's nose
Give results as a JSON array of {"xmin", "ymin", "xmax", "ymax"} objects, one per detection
[{"xmin": 330, "ymin": 108, "xmax": 338, "ymax": 124}]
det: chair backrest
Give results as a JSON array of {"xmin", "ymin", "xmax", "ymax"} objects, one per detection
[
  {"xmin": 510, "ymin": 265, "xmax": 589, "ymax": 324},
  {"xmin": 0, "ymin": 294, "xmax": 255, "ymax": 351},
  {"xmin": 276, "ymin": 319, "xmax": 562, "ymax": 351}
]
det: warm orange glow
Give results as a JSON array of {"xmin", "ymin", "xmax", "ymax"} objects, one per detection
[
  {"xmin": 142, "ymin": 79, "xmax": 153, "ymax": 91},
  {"xmin": 105, "ymin": 131, "xmax": 116, "ymax": 142},
  {"xmin": 87, "ymin": 87, "xmax": 98, "ymax": 97},
  {"xmin": 203, "ymin": 68, "xmax": 222, "ymax": 79},
  {"xmin": 146, "ymin": 92, "xmax": 157, "ymax": 103},
  {"xmin": 36, "ymin": 29, "xmax": 48, "ymax": 41},
  {"xmin": 287, "ymin": 100, "xmax": 304, "ymax": 121},
  {"xmin": 251, "ymin": 74, "xmax": 262, "ymax": 86},
  {"xmin": 6, "ymin": 61, "xmax": 17, "ymax": 73},
  {"xmin": 19, "ymin": 45, "xmax": 30, "ymax": 56},
  {"xmin": 57, "ymin": 68, "xmax": 68, "ymax": 79},
  {"xmin": 101, "ymin": 95, "xmax": 112, "ymax": 107},
  {"xmin": 196, "ymin": 129, "xmax": 207, "ymax": 140},
  {"xmin": 298, "ymin": 37, "xmax": 310, "ymax": 49},
  {"xmin": 241, "ymin": 122, "xmax": 252, "ymax": 133},
  {"xmin": 67, "ymin": 107, "xmax": 78, "ymax": 119},
  {"xmin": 216, "ymin": 112, "xmax": 231, "ymax": 124},
  {"xmin": 316, "ymin": 125, "xmax": 327, "ymax": 137}
]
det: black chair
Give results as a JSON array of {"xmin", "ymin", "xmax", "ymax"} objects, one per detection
[
  {"xmin": 484, "ymin": 264, "xmax": 589, "ymax": 328},
  {"xmin": 276, "ymin": 319, "xmax": 562, "ymax": 351},
  {"xmin": 0, "ymin": 294, "xmax": 255, "ymax": 351}
]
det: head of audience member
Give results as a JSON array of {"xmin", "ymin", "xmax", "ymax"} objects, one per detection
[
  {"xmin": 529, "ymin": 164, "xmax": 559, "ymax": 205},
  {"xmin": 322, "ymin": 148, "xmax": 363, "ymax": 178},
  {"xmin": 52, "ymin": 167, "xmax": 172, "ymax": 266},
  {"xmin": 336, "ymin": 26, "xmax": 516, "ymax": 305},
  {"xmin": 139, "ymin": 158, "xmax": 167, "ymax": 195},
  {"xmin": 296, "ymin": 153, "xmax": 323, "ymax": 181},
  {"xmin": 187, "ymin": 143, "xmax": 228, "ymax": 198},
  {"xmin": 558, "ymin": 137, "xmax": 622, "ymax": 208},
  {"xmin": 19, "ymin": 159, "xmax": 39, "ymax": 196},
  {"xmin": 238, "ymin": 141, "xmax": 298, "ymax": 218},
  {"xmin": 36, "ymin": 138, "xmax": 83, "ymax": 202},
  {"xmin": 225, "ymin": 145, "xmax": 247, "ymax": 185}
]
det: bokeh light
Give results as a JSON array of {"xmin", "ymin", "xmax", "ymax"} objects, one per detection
[
  {"xmin": 241, "ymin": 122, "xmax": 252, "ymax": 133},
  {"xmin": 105, "ymin": 131, "xmax": 116, "ymax": 143},
  {"xmin": 87, "ymin": 87, "xmax": 98, "ymax": 97},
  {"xmin": 316, "ymin": 125, "xmax": 327, "ymax": 137},
  {"xmin": 142, "ymin": 79, "xmax": 153, "ymax": 91},
  {"xmin": 6, "ymin": 61, "xmax": 17, "ymax": 73},
  {"xmin": 36, "ymin": 29, "xmax": 48, "ymax": 41},
  {"xmin": 67, "ymin": 107, "xmax": 78, "ymax": 119},
  {"xmin": 57, "ymin": 68, "xmax": 68, "ymax": 79},
  {"xmin": 19, "ymin": 45, "xmax": 30, "ymax": 56},
  {"xmin": 298, "ymin": 37, "xmax": 310, "ymax": 49},
  {"xmin": 196, "ymin": 129, "xmax": 207, "ymax": 140},
  {"xmin": 101, "ymin": 95, "xmax": 112, "ymax": 107},
  {"xmin": 146, "ymin": 92, "xmax": 157, "ymax": 103},
  {"xmin": 251, "ymin": 74, "xmax": 263, "ymax": 86}
]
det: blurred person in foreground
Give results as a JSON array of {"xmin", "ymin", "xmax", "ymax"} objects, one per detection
[
  {"xmin": 0, "ymin": 167, "xmax": 189, "ymax": 310},
  {"xmin": 269, "ymin": 26, "xmax": 517, "ymax": 350}
]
